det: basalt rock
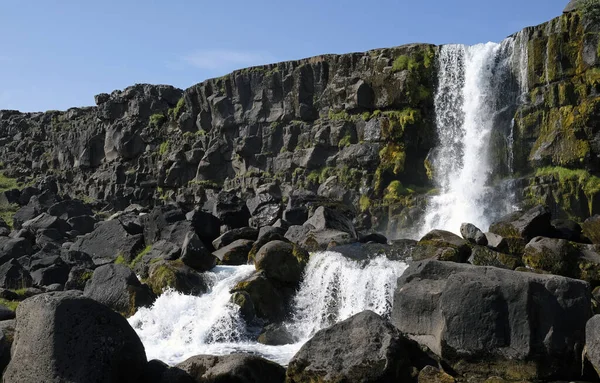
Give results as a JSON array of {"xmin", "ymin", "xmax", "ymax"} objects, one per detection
[{"xmin": 392, "ymin": 260, "xmax": 591, "ymax": 381}]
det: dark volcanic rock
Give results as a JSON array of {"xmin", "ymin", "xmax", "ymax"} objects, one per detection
[
  {"xmin": 392, "ymin": 260, "xmax": 591, "ymax": 381},
  {"xmin": 209, "ymin": 191, "xmax": 251, "ymax": 230},
  {"xmin": 287, "ymin": 310, "xmax": 430, "ymax": 383},
  {"xmin": 181, "ymin": 231, "xmax": 217, "ymax": 271},
  {"xmin": 254, "ymin": 240, "xmax": 309, "ymax": 284},
  {"xmin": 0, "ymin": 237, "xmax": 33, "ymax": 265},
  {"xmin": 3, "ymin": 291, "xmax": 147, "ymax": 383},
  {"xmin": 71, "ymin": 219, "xmax": 144, "ymax": 264},
  {"xmin": 257, "ymin": 323, "xmax": 295, "ymax": 346},
  {"xmin": 146, "ymin": 260, "xmax": 207, "ymax": 296},
  {"xmin": 583, "ymin": 215, "xmax": 600, "ymax": 245},
  {"xmin": 176, "ymin": 354, "xmax": 285, "ymax": 383},
  {"xmin": 489, "ymin": 205, "xmax": 552, "ymax": 242},
  {"xmin": 212, "ymin": 239, "xmax": 254, "ymax": 265},
  {"xmin": 412, "ymin": 230, "xmax": 471, "ymax": 263},
  {"xmin": 0, "ymin": 259, "xmax": 33, "ymax": 290},
  {"xmin": 304, "ymin": 206, "xmax": 357, "ymax": 238},
  {"xmin": 212, "ymin": 227, "xmax": 259, "ymax": 250},
  {"xmin": 185, "ymin": 209, "xmax": 221, "ymax": 246},
  {"xmin": 460, "ymin": 223, "xmax": 487, "ymax": 245},
  {"xmin": 84, "ymin": 264, "xmax": 155, "ymax": 316},
  {"xmin": 231, "ymin": 271, "xmax": 286, "ymax": 322},
  {"xmin": 47, "ymin": 200, "xmax": 93, "ymax": 220}
]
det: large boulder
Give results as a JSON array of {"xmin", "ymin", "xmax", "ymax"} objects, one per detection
[
  {"xmin": 71, "ymin": 220, "xmax": 144, "ymax": 265},
  {"xmin": 488, "ymin": 205, "xmax": 552, "ymax": 242},
  {"xmin": 583, "ymin": 215, "xmax": 600, "ymax": 245},
  {"xmin": 212, "ymin": 227, "xmax": 259, "ymax": 250},
  {"xmin": 0, "ymin": 237, "xmax": 33, "ymax": 265},
  {"xmin": 3, "ymin": 291, "xmax": 147, "ymax": 383},
  {"xmin": 84, "ymin": 264, "xmax": 155, "ymax": 316},
  {"xmin": 208, "ymin": 191, "xmax": 251, "ymax": 230},
  {"xmin": 0, "ymin": 259, "xmax": 33, "ymax": 290},
  {"xmin": 185, "ymin": 209, "xmax": 221, "ymax": 246},
  {"xmin": 412, "ymin": 230, "xmax": 471, "ymax": 263},
  {"xmin": 468, "ymin": 246, "xmax": 522, "ymax": 270},
  {"xmin": 231, "ymin": 271, "xmax": 286, "ymax": 322},
  {"xmin": 586, "ymin": 315, "xmax": 600, "ymax": 377},
  {"xmin": 22, "ymin": 213, "xmax": 71, "ymax": 237},
  {"xmin": 47, "ymin": 200, "xmax": 93, "ymax": 220},
  {"xmin": 287, "ymin": 310, "xmax": 432, "ymax": 383},
  {"xmin": 176, "ymin": 354, "xmax": 285, "ymax": 383},
  {"xmin": 304, "ymin": 206, "xmax": 357, "ymax": 238},
  {"xmin": 180, "ymin": 231, "xmax": 217, "ymax": 271},
  {"xmin": 254, "ymin": 240, "xmax": 309, "ymax": 284},
  {"xmin": 392, "ymin": 260, "xmax": 591, "ymax": 381}
]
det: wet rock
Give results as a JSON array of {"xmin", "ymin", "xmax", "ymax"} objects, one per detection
[
  {"xmin": 287, "ymin": 310, "xmax": 430, "ymax": 383},
  {"xmin": 254, "ymin": 240, "xmax": 309, "ymax": 284},
  {"xmin": 84, "ymin": 264, "xmax": 155, "ymax": 316},
  {"xmin": 231, "ymin": 271, "xmax": 286, "ymax": 322},
  {"xmin": 392, "ymin": 260, "xmax": 591, "ymax": 381},
  {"xmin": 3, "ymin": 291, "xmax": 147, "ymax": 383},
  {"xmin": 231, "ymin": 291, "xmax": 256, "ymax": 322},
  {"xmin": 258, "ymin": 323, "xmax": 295, "ymax": 346},
  {"xmin": 146, "ymin": 260, "xmax": 207, "ymax": 296},
  {"xmin": 460, "ymin": 223, "xmax": 487, "ymax": 245},
  {"xmin": 176, "ymin": 354, "xmax": 285, "ymax": 383}
]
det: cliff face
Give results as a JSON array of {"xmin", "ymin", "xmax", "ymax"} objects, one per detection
[
  {"xmin": 513, "ymin": 10, "xmax": 600, "ymax": 219},
  {"xmin": 0, "ymin": 44, "xmax": 438, "ymax": 236},
  {"xmin": 1, "ymin": 8, "xmax": 599, "ymax": 235}
]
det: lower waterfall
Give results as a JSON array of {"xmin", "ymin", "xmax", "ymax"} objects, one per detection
[
  {"xmin": 418, "ymin": 32, "xmax": 528, "ymax": 237},
  {"xmin": 128, "ymin": 252, "xmax": 408, "ymax": 365}
]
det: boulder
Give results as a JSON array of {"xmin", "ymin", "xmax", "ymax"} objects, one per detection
[
  {"xmin": 0, "ymin": 237, "xmax": 33, "ymax": 265},
  {"xmin": 185, "ymin": 209, "xmax": 221, "ymax": 246},
  {"xmin": 30, "ymin": 262, "xmax": 70, "ymax": 287},
  {"xmin": 140, "ymin": 206, "xmax": 181, "ymax": 246},
  {"xmin": 181, "ymin": 231, "xmax": 217, "ymax": 271},
  {"xmin": 230, "ymin": 291, "xmax": 256, "ymax": 323},
  {"xmin": 47, "ymin": 200, "xmax": 93, "ymax": 220},
  {"xmin": 460, "ymin": 223, "xmax": 487, "ymax": 245},
  {"xmin": 287, "ymin": 310, "xmax": 432, "ymax": 383},
  {"xmin": 392, "ymin": 260, "xmax": 591, "ymax": 381},
  {"xmin": 257, "ymin": 323, "xmax": 295, "ymax": 346},
  {"xmin": 66, "ymin": 215, "xmax": 97, "ymax": 235},
  {"xmin": 64, "ymin": 267, "xmax": 94, "ymax": 291},
  {"xmin": 3, "ymin": 291, "xmax": 147, "ymax": 383},
  {"xmin": 586, "ymin": 315, "xmax": 600, "ymax": 377},
  {"xmin": 212, "ymin": 239, "xmax": 254, "ymax": 265},
  {"xmin": 0, "ymin": 259, "xmax": 33, "ymax": 290},
  {"xmin": 304, "ymin": 206, "xmax": 357, "ymax": 238},
  {"xmin": 523, "ymin": 237, "xmax": 600, "ymax": 285},
  {"xmin": 254, "ymin": 240, "xmax": 309, "ymax": 284},
  {"xmin": 412, "ymin": 230, "xmax": 471, "ymax": 263},
  {"xmin": 484, "ymin": 232, "xmax": 525, "ymax": 255},
  {"xmin": 248, "ymin": 229, "xmax": 288, "ymax": 262},
  {"xmin": 12, "ymin": 203, "xmax": 42, "ymax": 231},
  {"xmin": 209, "ymin": 191, "xmax": 251, "ymax": 230},
  {"xmin": 22, "ymin": 213, "xmax": 71, "ymax": 237},
  {"xmin": 468, "ymin": 246, "xmax": 522, "ymax": 270},
  {"xmin": 583, "ymin": 215, "xmax": 600, "ymax": 245},
  {"xmin": 71, "ymin": 220, "xmax": 144, "ymax": 265},
  {"xmin": 132, "ymin": 240, "xmax": 181, "ymax": 278},
  {"xmin": 231, "ymin": 272, "xmax": 286, "ymax": 322},
  {"xmin": 551, "ymin": 219, "xmax": 588, "ymax": 243},
  {"xmin": 488, "ymin": 205, "xmax": 552, "ymax": 242},
  {"xmin": 176, "ymin": 354, "xmax": 285, "ymax": 383},
  {"xmin": 146, "ymin": 260, "xmax": 207, "ymax": 296},
  {"xmin": 84, "ymin": 264, "xmax": 155, "ymax": 316},
  {"xmin": 212, "ymin": 227, "xmax": 259, "ymax": 250}
]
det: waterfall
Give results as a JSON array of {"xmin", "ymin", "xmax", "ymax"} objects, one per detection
[
  {"xmin": 418, "ymin": 34, "xmax": 527, "ymax": 237},
  {"xmin": 128, "ymin": 252, "xmax": 408, "ymax": 366}
]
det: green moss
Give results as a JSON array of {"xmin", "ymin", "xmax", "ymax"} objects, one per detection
[
  {"xmin": 535, "ymin": 166, "xmax": 600, "ymax": 214},
  {"xmin": 147, "ymin": 263, "xmax": 177, "ymax": 295},
  {"xmin": 328, "ymin": 110, "xmax": 353, "ymax": 121},
  {"xmin": 0, "ymin": 204, "xmax": 18, "ymax": 229},
  {"xmin": 79, "ymin": 270, "xmax": 94, "ymax": 285},
  {"xmin": 392, "ymin": 55, "xmax": 419, "ymax": 72},
  {"xmin": 130, "ymin": 245, "xmax": 152, "ymax": 268},
  {"xmin": 359, "ymin": 195, "xmax": 371, "ymax": 212},
  {"xmin": 0, "ymin": 299, "xmax": 18, "ymax": 311},
  {"xmin": 379, "ymin": 143, "xmax": 406, "ymax": 176},
  {"xmin": 114, "ymin": 254, "xmax": 127, "ymax": 265},
  {"xmin": 159, "ymin": 141, "xmax": 170, "ymax": 156},
  {"xmin": 338, "ymin": 131, "xmax": 353, "ymax": 148},
  {"xmin": 149, "ymin": 113, "xmax": 167, "ymax": 128},
  {"xmin": 383, "ymin": 180, "xmax": 410, "ymax": 204},
  {"xmin": 170, "ymin": 97, "xmax": 186, "ymax": 120},
  {"xmin": 381, "ymin": 108, "xmax": 421, "ymax": 141},
  {"xmin": 0, "ymin": 173, "xmax": 19, "ymax": 193}
]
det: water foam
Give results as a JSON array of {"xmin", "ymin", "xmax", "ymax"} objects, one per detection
[{"xmin": 128, "ymin": 252, "xmax": 408, "ymax": 366}]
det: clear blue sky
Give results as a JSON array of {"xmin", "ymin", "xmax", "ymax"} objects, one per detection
[{"xmin": 0, "ymin": 0, "xmax": 566, "ymax": 112}]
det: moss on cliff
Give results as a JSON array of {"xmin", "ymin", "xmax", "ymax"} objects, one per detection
[{"xmin": 534, "ymin": 166, "xmax": 600, "ymax": 215}]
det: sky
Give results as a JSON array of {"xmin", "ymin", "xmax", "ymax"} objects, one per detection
[{"xmin": 0, "ymin": 0, "xmax": 567, "ymax": 112}]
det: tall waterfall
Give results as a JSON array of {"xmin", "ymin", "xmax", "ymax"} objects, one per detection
[
  {"xmin": 128, "ymin": 252, "xmax": 407, "ymax": 365},
  {"xmin": 418, "ymin": 32, "xmax": 528, "ymax": 237}
]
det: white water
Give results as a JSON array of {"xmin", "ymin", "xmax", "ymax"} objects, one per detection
[
  {"xmin": 418, "ymin": 35, "xmax": 528, "ymax": 237},
  {"xmin": 129, "ymin": 252, "xmax": 408, "ymax": 366}
]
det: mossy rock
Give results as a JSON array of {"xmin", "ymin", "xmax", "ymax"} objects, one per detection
[
  {"xmin": 231, "ymin": 271, "xmax": 285, "ymax": 322},
  {"xmin": 469, "ymin": 246, "xmax": 523, "ymax": 270},
  {"xmin": 583, "ymin": 215, "xmax": 600, "ymax": 244},
  {"xmin": 412, "ymin": 230, "xmax": 471, "ymax": 263},
  {"xmin": 254, "ymin": 240, "xmax": 309, "ymax": 285},
  {"xmin": 146, "ymin": 260, "xmax": 207, "ymax": 296},
  {"xmin": 230, "ymin": 291, "xmax": 255, "ymax": 322},
  {"xmin": 418, "ymin": 366, "xmax": 455, "ymax": 383}
]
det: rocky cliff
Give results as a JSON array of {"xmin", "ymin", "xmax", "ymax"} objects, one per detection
[{"xmin": 1, "ymin": 7, "xmax": 599, "ymax": 237}]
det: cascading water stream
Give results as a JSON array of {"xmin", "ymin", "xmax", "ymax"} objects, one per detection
[
  {"xmin": 128, "ymin": 252, "xmax": 408, "ymax": 366},
  {"xmin": 418, "ymin": 33, "xmax": 528, "ymax": 237}
]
